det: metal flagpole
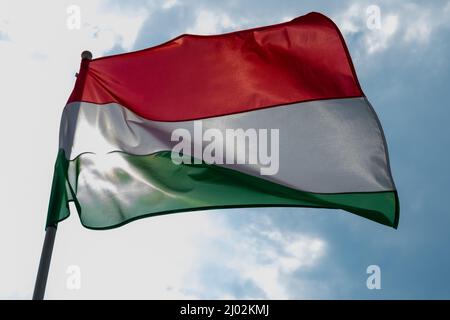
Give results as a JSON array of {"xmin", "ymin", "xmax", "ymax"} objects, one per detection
[
  {"xmin": 32, "ymin": 50, "xmax": 92, "ymax": 300},
  {"xmin": 32, "ymin": 225, "xmax": 57, "ymax": 300}
]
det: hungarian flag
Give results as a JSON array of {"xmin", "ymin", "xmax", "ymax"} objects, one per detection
[{"xmin": 47, "ymin": 12, "xmax": 399, "ymax": 230}]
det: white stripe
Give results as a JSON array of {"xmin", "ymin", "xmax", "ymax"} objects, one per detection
[{"xmin": 59, "ymin": 98, "xmax": 394, "ymax": 193}]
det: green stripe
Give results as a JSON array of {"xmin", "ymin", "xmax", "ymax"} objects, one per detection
[{"xmin": 46, "ymin": 150, "xmax": 399, "ymax": 229}]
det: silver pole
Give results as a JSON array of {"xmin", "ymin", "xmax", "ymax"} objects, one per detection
[
  {"xmin": 32, "ymin": 50, "xmax": 92, "ymax": 300},
  {"xmin": 32, "ymin": 225, "xmax": 57, "ymax": 300}
]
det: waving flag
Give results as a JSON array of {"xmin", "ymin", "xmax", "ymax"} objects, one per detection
[{"xmin": 47, "ymin": 12, "xmax": 399, "ymax": 229}]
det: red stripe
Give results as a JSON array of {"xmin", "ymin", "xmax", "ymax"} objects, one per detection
[{"xmin": 68, "ymin": 12, "xmax": 363, "ymax": 121}]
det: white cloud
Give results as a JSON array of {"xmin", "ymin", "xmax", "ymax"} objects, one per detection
[
  {"xmin": 365, "ymin": 14, "xmax": 399, "ymax": 54},
  {"xmin": 404, "ymin": 18, "xmax": 431, "ymax": 43},
  {"xmin": 232, "ymin": 228, "xmax": 326, "ymax": 299},
  {"xmin": 336, "ymin": 3, "xmax": 361, "ymax": 35},
  {"xmin": 401, "ymin": 3, "xmax": 445, "ymax": 44},
  {"xmin": 333, "ymin": 1, "xmax": 449, "ymax": 55},
  {"xmin": 187, "ymin": 217, "xmax": 327, "ymax": 299},
  {"xmin": 46, "ymin": 209, "xmax": 224, "ymax": 299},
  {"xmin": 186, "ymin": 10, "xmax": 237, "ymax": 34},
  {"xmin": 82, "ymin": 4, "xmax": 147, "ymax": 51},
  {"xmin": 30, "ymin": 210, "xmax": 326, "ymax": 299},
  {"xmin": 334, "ymin": 3, "xmax": 398, "ymax": 54},
  {"xmin": 162, "ymin": 0, "xmax": 180, "ymax": 10}
]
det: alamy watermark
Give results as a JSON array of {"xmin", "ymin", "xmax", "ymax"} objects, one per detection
[
  {"xmin": 66, "ymin": 5, "xmax": 81, "ymax": 30},
  {"xmin": 170, "ymin": 121, "xmax": 280, "ymax": 176},
  {"xmin": 366, "ymin": 5, "xmax": 382, "ymax": 30},
  {"xmin": 66, "ymin": 265, "xmax": 81, "ymax": 290},
  {"xmin": 366, "ymin": 265, "xmax": 381, "ymax": 290}
]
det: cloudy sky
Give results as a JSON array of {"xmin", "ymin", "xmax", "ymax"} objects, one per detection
[{"xmin": 1, "ymin": 0, "xmax": 450, "ymax": 299}]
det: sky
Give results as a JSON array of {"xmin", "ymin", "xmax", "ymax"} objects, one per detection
[{"xmin": 1, "ymin": 0, "xmax": 450, "ymax": 299}]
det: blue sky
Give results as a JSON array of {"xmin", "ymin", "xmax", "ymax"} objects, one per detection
[{"xmin": 1, "ymin": 0, "xmax": 450, "ymax": 299}]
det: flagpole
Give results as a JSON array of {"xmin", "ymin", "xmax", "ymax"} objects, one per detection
[
  {"xmin": 32, "ymin": 225, "xmax": 57, "ymax": 300},
  {"xmin": 32, "ymin": 50, "xmax": 93, "ymax": 300}
]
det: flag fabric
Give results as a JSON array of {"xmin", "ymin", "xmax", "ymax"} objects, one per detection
[{"xmin": 47, "ymin": 12, "xmax": 399, "ymax": 229}]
